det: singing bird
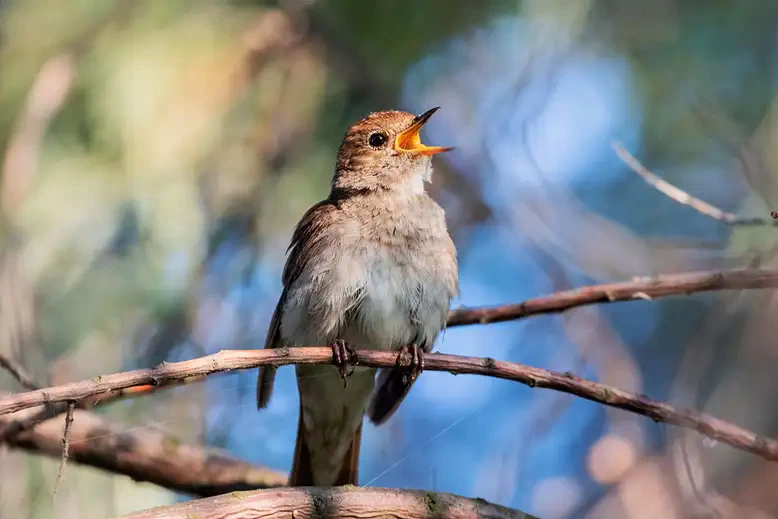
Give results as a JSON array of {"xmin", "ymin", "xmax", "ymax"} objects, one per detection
[{"xmin": 256, "ymin": 108, "xmax": 459, "ymax": 486}]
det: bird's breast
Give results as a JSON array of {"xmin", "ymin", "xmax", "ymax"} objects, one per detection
[
  {"xmin": 343, "ymin": 239, "xmax": 451, "ymax": 351},
  {"xmin": 281, "ymin": 197, "xmax": 456, "ymax": 352}
]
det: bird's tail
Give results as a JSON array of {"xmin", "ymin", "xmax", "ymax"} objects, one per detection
[{"xmin": 289, "ymin": 400, "xmax": 362, "ymax": 486}]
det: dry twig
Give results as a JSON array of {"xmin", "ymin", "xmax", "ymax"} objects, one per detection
[
  {"xmin": 0, "ymin": 377, "xmax": 201, "ymax": 442},
  {"xmin": 0, "ymin": 352, "xmax": 40, "ymax": 390},
  {"xmin": 447, "ymin": 267, "xmax": 778, "ymax": 326},
  {"xmin": 1, "ymin": 347, "xmax": 777, "ymax": 463},
  {"xmin": 119, "ymin": 486, "xmax": 537, "ymax": 519},
  {"xmin": 51, "ymin": 402, "xmax": 74, "ymax": 504},
  {"xmin": 613, "ymin": 142, "xmax": 778, "ymax": 226}
]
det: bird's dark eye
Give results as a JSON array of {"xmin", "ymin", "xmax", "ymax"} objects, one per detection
[{"xmin": 368, "ymin": 132, "xmax": 388, "ymax": 148}]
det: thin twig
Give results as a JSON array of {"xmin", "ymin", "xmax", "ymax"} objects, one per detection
[
  {"xmin": 2, "ymin": 405, "xmax": 287, "ymax": 496},
  {"xmin": 446, "ymin": 267, "xmax": 778, "ymax": 326},
  {"xmin": 51, "ymin": 401, "xmax": 74, "ymax": 505},
  {"xmin": 613, "ymin": 141, "xmax": 778, "ymax": 226},
  {"xmin": 118, "ymin": 486, "xmax": 538, "ymax": 519},
  {"xmin": 0, "ymin": 352, "xmax": 40, "ymax": 390},
  {"xmin": 0, "ymin": 377, "xmax": 202, "ymax": 442},
  {"xmin": 1, "ymin": 348, "xmax": 777, "ymax": 463}
]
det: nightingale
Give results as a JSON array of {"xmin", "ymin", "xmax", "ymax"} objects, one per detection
[{"xmin": 256, "ymin": 108, "xmax": 459, "ymax": 486}]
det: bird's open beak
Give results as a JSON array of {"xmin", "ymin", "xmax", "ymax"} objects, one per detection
[{"xmin": 394, "ymin": 107, "xmax": 453, "ymax": 156}]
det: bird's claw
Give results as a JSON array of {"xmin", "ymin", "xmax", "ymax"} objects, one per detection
[
  {"xmin": 398, "ymin": 343, "xmax": 425, "ymax": 384},
  {"xmin": 331, "ymin": 339, "xmax": 358, "ymax": 387}
]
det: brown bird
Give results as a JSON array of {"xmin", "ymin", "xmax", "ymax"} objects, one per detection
[{"xmin": 256, "ymin": 108, "xmax": 459, "ymax": 486}]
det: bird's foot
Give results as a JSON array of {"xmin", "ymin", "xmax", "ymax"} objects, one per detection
[
  {"xmin": 397, "ymin": 343, "xmax": 425, "ymax": 384},
  {"xmin": 331, "ymin": 339, "xmax": 358, "ymax": 387}
]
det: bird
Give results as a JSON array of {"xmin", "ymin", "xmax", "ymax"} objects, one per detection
[{"xmin": 256, "ymin": 107, "xmax": 459, "ymax": 486}]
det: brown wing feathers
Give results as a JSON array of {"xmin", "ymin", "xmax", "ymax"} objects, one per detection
[{"xmin": 256, "ymin": 200, "xmax": 337, "ymax": 409}]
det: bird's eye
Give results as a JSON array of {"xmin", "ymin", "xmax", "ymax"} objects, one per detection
[{"xmin": 368, "ymin": 132, "xmax": 388, "ymax": 148}]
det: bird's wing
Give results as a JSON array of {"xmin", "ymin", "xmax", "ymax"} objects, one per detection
[
  {"xmin": 367, "ymin": 344, "xmax": 432, "ymax": 425},
  {"xmin": 256, "ymin": 200, "xmax": 338, "ymax": 409}
]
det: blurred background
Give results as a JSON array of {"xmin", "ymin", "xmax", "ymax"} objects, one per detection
[{"xmin": 1, "ymin": 1, "xmax": 778, "ymax": 517}]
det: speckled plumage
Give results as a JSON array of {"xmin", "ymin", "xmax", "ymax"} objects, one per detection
[{"xmin": 257, "ymin": 110, "xmax": 458, "ymax": 486}]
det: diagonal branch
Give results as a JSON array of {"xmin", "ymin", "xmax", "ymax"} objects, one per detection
[
  {"xmin": 613, "ymin": 142, "xmax": 778, "ymax": 226},
  {"xmin": 51, "ymin": 402, "xmax": 74, "ymax": 504},
  {"xmin": 2, "ymin": 406, "xmax": 287, "ymax": 496},
  {"xmin": 5, "ymin": 266, "xmax": 772, "ymax": 439},
  {"xmin": 118, "ymin": 486, "xmax": 538, "ymax": 519},
  {"xmin": 0, "ymin": 352, "xmax": 40, "ymax": 390},
  {"xmin": 0, "ymin": 376, "xmax": 204, "ymax": 442},
  {"xmin": 446, "ymin": 267, "xmax": 778, "ymax": 326},
  {"xmin": 1, "ymin": 347, "xmax": 777, "ymax": 463}
]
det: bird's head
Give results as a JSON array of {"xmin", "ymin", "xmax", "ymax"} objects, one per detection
[{"xmin": 332, "ymin": 108, "xmax": 452, "ymax": 196}]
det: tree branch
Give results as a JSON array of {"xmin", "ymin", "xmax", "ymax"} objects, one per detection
[
  {"xmin": 5, "ymin": 266, "xmax": 771, "ymax": 440},
  {"xmin": 0, "ymin": 352, "xmax": 40, "ymax": 390},
  {"xmin": 1, "ymin": 347, "xmax": 777, "ymax": 462},
  {"xmin": 119, "ymin": 486, "xmax": 538, "ymax": 519},
  {"xmin": 0, "ymin": 377, "xmax": 203, "ymax": 441},
  {"xmin": 613, "ymin": 141, "xmax": 778, "ymax": 226},
  {"xmin": 446, "ymin": 267, "xmax": 778, "ymax": 326},
  {"xmin": 1, "ymin": 406, "xmax": 287, "ymax": 496},
  {"xmin": 51, "ymin": 401, "xmax": 74, "ymax": 504}
]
